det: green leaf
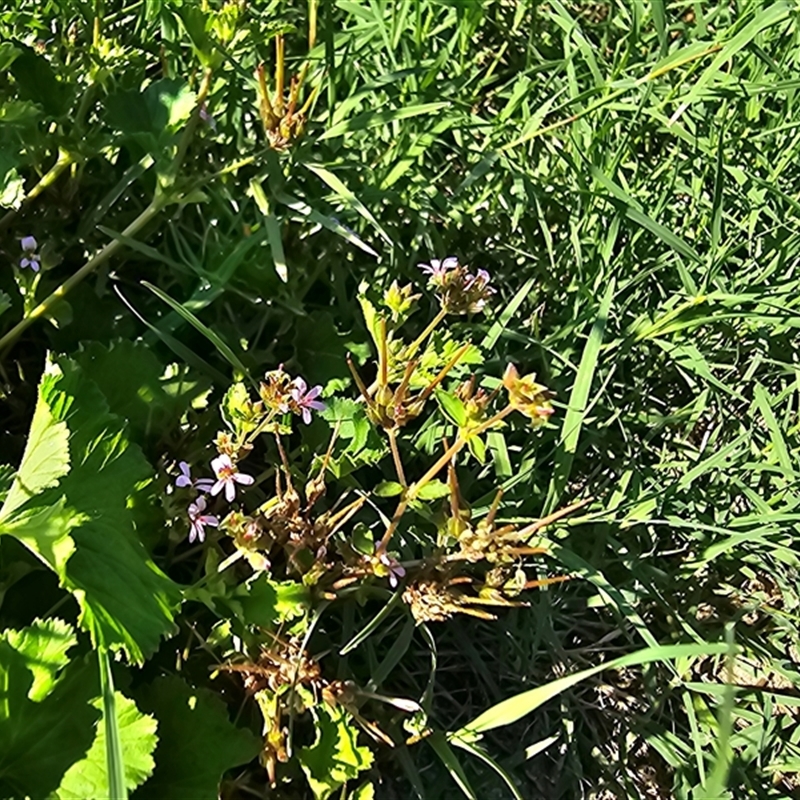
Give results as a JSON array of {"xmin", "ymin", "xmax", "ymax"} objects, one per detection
[
  {"xmin": 0, "ymin": 149, "xmax": 24, "ymax": 210},
  {"xmin": 73, "ymin": 341, "xmax": 205, "ymax": 443},
  {"xmin": 351, "ymin": 782, "xmax": 375, "ymax": 800},
  {"xmin": 357, "ymin": 288, "xmax": 382, "ymax": 350},
  {"xmin": 351, "ymin": 522, "xmax": 375, "ymax": 555},
  {"xmin": 0, "ymin": 356, "xmax": 181, "ymax": 663},
  {"xmin": 298, "ymin": 701, "xmax": 374, "ymax": 800},
  {"xmin": 453, "ymin": 643, "xmax": 732, "ymax": 738},
  {"xmin": 0, "ymin": 288, "xmax": 12, "ymax": 318},
  {"xmin": 4, "ymin": 617, "xmax": 76, "ymax": 702},
  {"xmin": 55, "ymin": 691, "xmax": 157, "ymax": 799},
  {"xmin": 466, "ymin": 434, "xmax": 487, "ymax": 465},
  {"xmin": 133, "ymin": 676, "xmax": 260, "ymax": 799},
  {"xmin": 435, "ymin": 389, "xmax": 467, "ymax": 427},
  {"xmin": 234, "ymin": 576, "xmax": 311, "ymax": 629},
  {"xmin": 0, "ymin": 622, "xmax": 100, "ymax": 798},
  {"xmin": 0, "ymin": 42, "xmax": 21, "ymax": 72},
  {"xmin": 9, "ymin": 46, "xmax": 70, "ymax": 117},
  {"xmin": 104, "ymin": 79, "xmax": 196, "ymax": 138},
  {"xmin": 416, "ymin": 480, "xmax": 450, "ymax": 501},
  {"xmin": 220, "ymin": 381, "xmax": 257, "ymax": 436},
  {"xmin": 0, "ymin": 464, "xmax": 15, "ymax": 504},
  {"xmin": 1, "ymin": 364, "xmax": 70, "ymax": 517},
  {"xmin": 375, "ymin": 480, "xmax": 404, "ymax": 497}
]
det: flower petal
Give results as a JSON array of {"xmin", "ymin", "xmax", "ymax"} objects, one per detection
[
  {"xmin": 233, "ymin": 472, "xmax": 254, "ymax": 486},
  {"xmin": 225, "ymin": 480, "xmax": 235, "ymax": 502},
  {"xmin": 210, "ymin": 480, "xmax": 225, "ymax": 497},
  {"xmin": 211, "ymin": 454, "xmax": 230, "ymax": 477}
]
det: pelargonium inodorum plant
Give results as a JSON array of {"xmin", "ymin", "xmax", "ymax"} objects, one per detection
[{"xmin": 166, "ymin": 256, "xmax": 586, "ymax": 789}]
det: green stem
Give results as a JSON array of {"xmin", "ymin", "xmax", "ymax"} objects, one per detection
[
  {"xmin": 162, "ymin": 67, "xmax": 214, "ymax": 189},
  {"xmin": 404, "ymin": 306, "xmax": 447, "ymax": 360},
  {"xmin": 0, "ymin": 200, "xmax": 162, "ymax": 354},
  {"xmin": 0, "ymin": 149, "xmax": 75, "ymax": 233},
  {"xmin": 377, "ymin": 405, "xmax": 515, "ymax": 552},
  {"xmin": 0, "ymin": 69, "xmax": 215, "ymax": 355}
]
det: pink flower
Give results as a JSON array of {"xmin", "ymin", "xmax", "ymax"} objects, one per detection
[
  {"xmin": 290, "ymin": 377, "xmax": 325, "ymax": 424},
  {"xmin": 379, "ymin": 552, "xmax": 406, "ymax": 588},
  {"xmin": 20, "ymin": 236, "xmax": 40, "ymax": 272},
  {"xmin": 187, "ymin": 496, "xmax": 219, "ymax": 543},
  {"xmin": 210, "ymin": 454, "xmax": 254, "ymax": 502},
  {"xmin": 175, "ymin": 461, "xmax": 214, "ymax": 492},
  {"xmin": 418, "ymin": 256, "xmax": 458, "ymax": 285}
]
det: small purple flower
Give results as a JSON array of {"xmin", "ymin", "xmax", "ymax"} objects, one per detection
[
  {"xmin": 464, "ymin": 268, "xmax": 495, "ymax": 312},
  {"xmin": 418, "ymin": 256, "xmax": 458, "ymax": 284},
  {"xmin": 188, "ymin": 496, "xmax": 219, "ymax": 544},
  {"xmin": 379, "ymin": 552, "xmax": 406, "ymax": 588},
  {"xmin": 210, "ymin": 454, "xmax": 255, "ymax": 502},
  {"xmin": 466, "ymin": 268, "xmax": 492, "ymax": 290},
  {"xmin": 290, "ymin": 377, "xmax": 325, "ymax": 424},
  {"xmin": 175, "ymin": 461, "xmax": 214, "ymax": 492},
  {"xmin": 20, "ymin": 236, "xmax": 40, "ymax": 272}
]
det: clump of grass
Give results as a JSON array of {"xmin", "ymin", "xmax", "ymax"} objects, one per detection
[{"xmin": 1, "ymin": 0, "xmax": 800, "ymax": 798}]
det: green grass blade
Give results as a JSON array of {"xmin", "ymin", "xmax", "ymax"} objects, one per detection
[
  {"xmin": 319, "ymin": 102, "xmax": 449, "ymax": 140},
  {"xmin": 454, "ymin": 642, "xmax": 732, "ymax": 738},
  {"xmin": 249, "ymin": 177, "xmax": 288, "ymax": 282},
  {"xmin": 481, "ymin": 276, "xmax": 535, "ymax": 351},
  {"xmin": 305, "ymin": 163, "xmax": 393, "ymax": 245},
  {"xmin": 669, "ymin": 2, "xmax": 792, "ymax": 124},
  {"xmin": 753, "ymin": 382, "xmax": 795, "ymax": 480},
  {"xmin": 339, "ymin": 591, "xmax": 404, "ymax": 655},
  {"xmin": 427, "ymin": 731, "xmax": 478, "ymax": 800},
  {"xmin": 545, "ymin": 278, "xmax": 614, "ymax": 512},
  {"xmin": 451, "ymin": 737, "xmax": 525, "ymax": 800},
  {"xmin": 141, "ymin": 281, "xmax": 250, "ymax": 381},
  {"xmin": 98, "ymin": 647, "xmax": 127, "ymax": 800}
]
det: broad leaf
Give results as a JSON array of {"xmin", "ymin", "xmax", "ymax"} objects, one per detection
[
  {"xmin": 298, "ymin": 702, "xmax": 374, "ymax": 800},
  {"xmin": 4, "ymin": 617, "xmax": 76, "ymax": 702},
  {"xmin": 232, "ymin": 576, "xmax": 311, "ymax": 629},
  {"xmin": 0, "ymin": 356, "xmax": 181, "ymax": 663},
  {"xmin": 73, "ymin": 340, "xmax": 206, "ymax": 442},
  {"xmin": 104, "ymin": 78, "xmax": 195, "ymax": 138},
  {"xmin": 55, "ymin": 692, "xmax": 158, "ymax": 799},
  {"xmin": 133, "ymin": 676, "xmax": 260, "ymax": 799},
  {"xmin": 0, "ymin": 622, "xmax": 99, "ymax": 798}
]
